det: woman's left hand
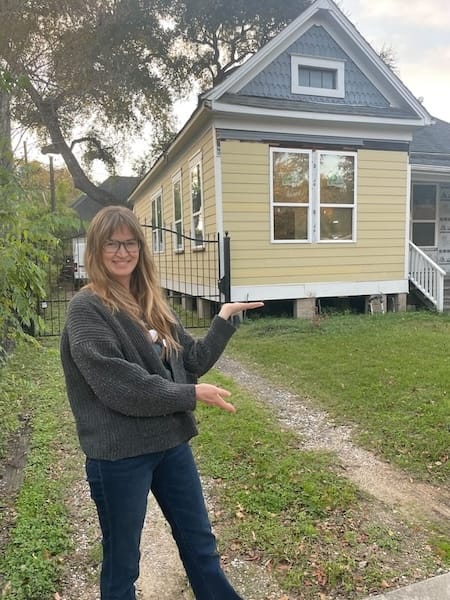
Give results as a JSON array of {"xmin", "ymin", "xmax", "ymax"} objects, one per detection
[{"xmin": 218, "ymin": 301, "xmax": 264, "ymax": 321}]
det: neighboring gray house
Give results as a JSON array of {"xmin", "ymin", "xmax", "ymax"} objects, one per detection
[
  {"xmin": 71, "ymin": 176, "xmax": 140, "ymax": 222},
  {"xmin": 408, "ymin": 119, "xmax": 450, "ymax": 309}
]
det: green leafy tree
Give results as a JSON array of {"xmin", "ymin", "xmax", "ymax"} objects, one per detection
[
  {"xmin": 0, "ymin": 0, "xmax": 188, "ymax": 204},
  {"xmin": 0, "ymin": 162, "xmax": 78, "ymax": 354},
  {"xmin": 172, "ymin": 0, "xmax": 312, "ymax": 87}
]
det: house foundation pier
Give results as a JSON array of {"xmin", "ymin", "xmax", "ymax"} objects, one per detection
[{"xmin": 293, "ymin": 297, "xmax": 316, "ymax": 319}]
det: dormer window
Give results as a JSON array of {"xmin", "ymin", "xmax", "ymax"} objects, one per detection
[{"xmin": 291, "ymin": 55, "xmax": 345, "ymax": 98}]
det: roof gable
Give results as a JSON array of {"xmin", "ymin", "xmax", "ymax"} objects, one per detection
[
  {"xmin": 204, "ymin": 0, "xmax": 430, "ymax": 123},
  {"xmin": 240, "ymin": 24, "xmax": 390, "ymax": 109}
]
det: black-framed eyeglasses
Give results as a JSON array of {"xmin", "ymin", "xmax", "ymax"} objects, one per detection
[{"xmin": 103, "ymin": 239, "xmax": 141, "ymax": 254}]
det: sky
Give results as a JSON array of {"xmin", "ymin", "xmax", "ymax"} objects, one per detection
[{"xmin": 339, "ymin": 0, "xmax": 450, "ymax": 122}]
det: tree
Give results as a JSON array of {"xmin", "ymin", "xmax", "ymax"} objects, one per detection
[
  {"xmin": 172, "ymin": 0, "xmax": 312, "ymax": 87},
  {"xmin": 0, "ymin": 160, "xmax": 79, "ymax": 353},
  {"xmin": 0, "ymin": 0, "xmax": 313, "ymax": 199},
  {"xmin": 378, "ymin": 44, "xmax": 399, "ymax": 74},
  {"xmin": 0, "ymin": 70, "xmax": 13, "ymax": 172},
  {"xmin": 0, "ymin": 0, "xmax": 189, "ymax": 204}
]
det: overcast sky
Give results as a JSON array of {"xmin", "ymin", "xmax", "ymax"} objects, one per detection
[{"xmin": 340, "ymin": 0, "xmax": 450, "ymax": 122}]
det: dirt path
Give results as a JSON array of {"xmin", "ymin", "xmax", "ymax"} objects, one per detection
[{"xmin": 216, "ymin": 354, "xmax": 450, "ymax": 525}]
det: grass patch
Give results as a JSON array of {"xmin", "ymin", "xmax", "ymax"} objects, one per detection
[
  {"xmin": 0, "ymin": 339, "xmax": 78, "ymax": 600},
  {"xmin": 193, "ymin": 370, "xmax": 445, "ymax": 597},
  {"xmin": 227, "ymin": 311, "xmax": 450, "ymax": 485}
]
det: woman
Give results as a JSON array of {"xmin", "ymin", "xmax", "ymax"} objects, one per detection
[{"xmin": 60, "ymin": 205, "xmax": 263, "ymax": 600}]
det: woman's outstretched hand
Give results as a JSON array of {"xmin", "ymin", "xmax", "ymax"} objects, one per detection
[
  {"xmin": 218, "ymin": 301, "xmax": 264, "ymax": 321},
  {"xmin": 195, "ymin": 383, "xmax": 236, "ymax": 413}
]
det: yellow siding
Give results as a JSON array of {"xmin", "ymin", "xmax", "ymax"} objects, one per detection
[
  {"xmin": 221, "ymin": 142, "xmax": 408, "ymax": 285},
  {"xmin": 132, "ymin": 127, "xmax": 218, "ymax": 295}
]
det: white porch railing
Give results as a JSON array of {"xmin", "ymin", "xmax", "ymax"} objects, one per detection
[{"xmin": 408, "ymin": 241, "xmax": 446, "ymax": 312}]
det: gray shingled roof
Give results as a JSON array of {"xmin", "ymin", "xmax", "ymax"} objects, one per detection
[
  {"xmin": 71, "ymin": 176, "xmax": 140, "ymax": 222},
  {"xmin": 410, "ymin": 118, "xmax": 450, "ymax": 168}
]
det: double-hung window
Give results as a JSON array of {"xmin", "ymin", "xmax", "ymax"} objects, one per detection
[
  {"xmin": 151, "ymin": 190, "xmax": 164, "ymax": 253},
  {"xmin": 172, "ymin": 172, "xmax": 184, "ymax": 252},
  {"xmin": 271, "ymin": 149, "xmax": 311, "ymax": 242},
  {"xmin": 318, "ymin": 152, "xmax": 356, "ymax": 241},
  {"xmin": 190, "ymin": 156, "xmax": 204, "ymax": 248},
  {"xmin": 271, "ymin": 148, "xmax": 356, "ymax": 243}
]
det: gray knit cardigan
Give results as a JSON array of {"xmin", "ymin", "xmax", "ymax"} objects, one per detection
[{"xmin": 60, "ymin": 289, "xmax": 236, "ymax": 460}]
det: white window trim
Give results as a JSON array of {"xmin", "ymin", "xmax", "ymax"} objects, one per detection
[
  {"xmin": 270, "ymin": 148, "xmax": 357, "ymax": 244},
  {"xmin": 190, "ymin": 159, "xmax": 205, "ymax": 249},
  {"xmin": 270, "ymin": 148, "xmax": 313, "ymax": 244},
  {"xmin": 151, "ymin": 189, "xmax": 164, "ymax": 254},
  {"xmin": 316, "ymin": 150, "xmax": 357, "ymax": 244},
  {"xmin": 291, "ymin": 55, "xmax": 345, "ymax": 98},
  {"xmin": 189, "ymin": 150, "xmax": 203, "ymax": 169},
  {"xmin": 172, "ymin": 171, "xmax": 184, "ymax": 252}
]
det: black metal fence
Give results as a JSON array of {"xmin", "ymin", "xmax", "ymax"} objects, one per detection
[
  {"xmin": 38, "ymin": 227, "xmax": 230, "ymax": 336},
  {"xmin": 140, "ymin": 224, "xmax": 230, "ymax": 328}
]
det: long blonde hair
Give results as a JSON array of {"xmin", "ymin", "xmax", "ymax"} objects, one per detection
[{"xmin": 84, "ymin": 205, "xmax": 180, "ymax": 354}]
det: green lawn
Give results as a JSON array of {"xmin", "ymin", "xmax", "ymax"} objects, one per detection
[
  {"xmin": 226, "ymin": 310, "xmax": 450, "ymax": 485},
  {"xmin": 0, "ymin": 312, "xmax": 449, "ymax": 599},
  {"xmin": 0, "ymin": 340, "xmax": 77, "ymax": 600}
]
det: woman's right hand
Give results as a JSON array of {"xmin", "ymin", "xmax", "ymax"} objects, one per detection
[{"xmin": 195, "ymin": 383, "xmax": 236, "ymax": 413}]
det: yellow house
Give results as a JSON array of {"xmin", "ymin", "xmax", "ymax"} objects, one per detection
[{"xmin": 129, "ymin": 0, "xmax": 433, "ymax": 319}]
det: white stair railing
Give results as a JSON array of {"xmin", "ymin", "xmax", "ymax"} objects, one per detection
[{"xmin": 408, "ymin": 241, "xmax": 445, "ymax": 311}]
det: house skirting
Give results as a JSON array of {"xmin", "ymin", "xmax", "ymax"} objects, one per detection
[{"xmin": 230, "ymin": 279, "xmax": 409, "ymax": 302}]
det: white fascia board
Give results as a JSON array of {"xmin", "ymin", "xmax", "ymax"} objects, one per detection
[
  {"xmin": 230, "ymin": 279, "xmax": 408, "ymax": 302},
  {"xmin": 412, "ymin": 164, "xmax": 450, "ymax": 174},
  {"xmin": 411, "ymin": 166, "xmax": 450, "ymax": 182},
  {"xmin": 213, "ymin": 114, "xmax": 414, "ymax": 143},
  {"xmin": 211, "ymin": 101, "xmax": 423, "ymax": 133}
]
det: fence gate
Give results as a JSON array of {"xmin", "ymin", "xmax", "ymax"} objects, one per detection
[
  {"xmin": 39, "ymin": 235, "xmax": 88, "ymax": 336},
  {"xmin": 39, "ymin": 228, "xmax": 229, "ymax": 336}
]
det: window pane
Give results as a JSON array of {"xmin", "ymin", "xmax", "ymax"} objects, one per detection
[
  {"xmin": 320, "ymin": 207, "xmax": 353, "ymax": 240},
  {"xmin": 273, "ymin": 206, "xmax": 308, "ymax": 240},
  {"xmin": 273, "ymin": 152, "xmax": 309, "ymax": 203},
  {"xmin": 175, "ymin": 222, "xmax": 183, "ymax": 249},
  {"xmin": 320, "ymin": 154, "xmax": 355, "ymax": 204},
  {"xmin": 310, "ymin": 69, "xmax": 322, "ymax": 87},
  {"xmin": 298, "ymin": 67, "xmax": 310, "ymax": 86},
  {"xmin": 322, "ymin": 70, "xmax": 335, "ymax": 89},
  {"xmin": 191, "ymin": 165, "xmax": 202, "ymax": 213},
  {"xmin": 413, "ymin": 222, "xmax": 435, "ymax": 246},
  {"xmin": 193, "ymin": 213, "xmax": 204, "ymax": 245},
  {"xmin": 174, "ymin": 181, "xmax": 182, "ymax": 220},
  {"xmin": 412, "ymin": 184, "xmax": 436, "ymax": 220},
  {"xmin": 156, "ymin": 198, "xmax": 162, "ymax": 225}
]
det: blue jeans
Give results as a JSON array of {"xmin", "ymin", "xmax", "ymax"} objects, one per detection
[{"xmin": 86, "ymin": 443, "xmax": 242, "ymax": 600}]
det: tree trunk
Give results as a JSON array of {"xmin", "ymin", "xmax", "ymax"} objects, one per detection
[
  {"xmin": 24, "ymin": 82, "xmax": 118, "ymax": 206},
  {"xmin": 0, "ymin": 88, "xmax": 12, "ymax": 171}
]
